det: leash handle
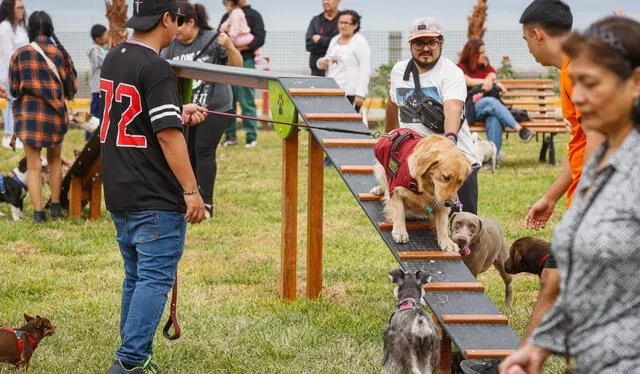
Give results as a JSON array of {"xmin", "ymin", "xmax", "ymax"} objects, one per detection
[{"xmin": 162, "ymin": 272, "xmax": 181, "ymax": 340}]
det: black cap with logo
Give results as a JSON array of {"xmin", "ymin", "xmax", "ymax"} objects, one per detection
[{"xmin": 124, "ymin": 0, "xmax": 181, "ymax": 31}]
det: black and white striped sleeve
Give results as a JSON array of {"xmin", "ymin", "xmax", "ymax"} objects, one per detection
[{"xmin": 143, "ymin": 62, "xmax": 183, "ymax": 133}]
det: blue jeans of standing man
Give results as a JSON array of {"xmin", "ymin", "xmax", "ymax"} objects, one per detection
[
  {"xmin": 475, "ymin": 96, "xmax": 519, "ymax": 153},
  {"xmin": 110, "ymin": 210, "xmax": 187, "ymax": 367}
]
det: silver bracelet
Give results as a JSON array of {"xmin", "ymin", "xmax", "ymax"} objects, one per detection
[{"xmin": 183, "ymin": 186, "xmax": 200, "ymax": 196}]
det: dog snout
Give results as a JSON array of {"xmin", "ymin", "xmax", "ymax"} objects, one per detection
[{"xmin": 444, "ymin": 199, "xmax": 456, "ymax": 208}]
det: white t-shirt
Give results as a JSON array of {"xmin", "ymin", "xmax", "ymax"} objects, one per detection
[
  {"xmin": 320, "ymin": 33, "xmax": 371, "ymax": 97},
  {"xmin": 389, "ymin": 57, "xmax": 478, "ymax": 164},
  {"xmin": 0, "ymin": 20, "xmax": 28, "ymax": 86}
]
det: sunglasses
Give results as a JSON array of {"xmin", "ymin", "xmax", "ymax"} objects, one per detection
[{"xmin": 170, "ymin": 10, "xmax": 186, "ymax": 27}]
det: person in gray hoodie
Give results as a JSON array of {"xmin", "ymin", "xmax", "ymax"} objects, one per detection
[{"xmin": 162, "ymin": 0, "xmax": 242, "ymax": 218}]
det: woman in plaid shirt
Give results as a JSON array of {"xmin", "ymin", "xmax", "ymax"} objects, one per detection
[{"xmin": 9, "ymin": 11, "xmax": 77, "ymax": 223}]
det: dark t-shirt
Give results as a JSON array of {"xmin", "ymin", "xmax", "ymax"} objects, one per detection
[
  {"xmin": 161, "ymin": 31, "xmax": 232, "ymax": 112},
  {"xmin": 457, "ymin": 63, "xmax": 496, "ymax": 79},
  {"xmin": 99, "ymin": 41, "xmax": 185, "ymax": 212},
  {"xmin": 305, "ymin": 12, "xmax": 339, "ymax": 74}
]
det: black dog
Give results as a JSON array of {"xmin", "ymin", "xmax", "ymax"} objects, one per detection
[{"xmin": 0, "ymin": 158, "xmax": 29, "ymax": 220}]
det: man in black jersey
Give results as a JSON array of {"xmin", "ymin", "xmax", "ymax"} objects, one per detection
[{"xmin": 103, "ymin": 1, "xmax": 207, "ymax": 373}]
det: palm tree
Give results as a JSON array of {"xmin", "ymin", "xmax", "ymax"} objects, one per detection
[
  {"xmin": 468, "ymin": 0, "xmax": 488, "ymax": 40},
  {"xmin": 105, "ymin": 0, "xmax": 128, "ymax": 48}
]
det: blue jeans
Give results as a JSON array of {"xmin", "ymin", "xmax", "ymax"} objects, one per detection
[
  {"xmin": 110, "ymin": 210, "xmax": 187, "ymax": 367},
  {"xmin": 475, "ymin": 97, "xmax": 519, "ymax": 153},
  {"xmin": 2, "ymin": 83, "xmax": 14, "ymax": 136}
]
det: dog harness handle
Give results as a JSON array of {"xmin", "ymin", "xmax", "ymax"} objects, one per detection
[{"xmin": 162, "ymin": 272, "xmax": 181, "ymax": 340}]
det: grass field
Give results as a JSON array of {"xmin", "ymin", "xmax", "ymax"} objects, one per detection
[{"xmin": 0, "ymin": 127, "xmax": 568, "ymax": 373}]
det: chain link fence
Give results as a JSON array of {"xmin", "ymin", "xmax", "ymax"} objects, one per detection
[{"xmin": 57, "ymin": 30, "xmax": 546, "ymax": 99}]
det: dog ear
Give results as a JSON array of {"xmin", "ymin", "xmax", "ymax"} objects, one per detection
[
  {"xmin": 388, "ymin": 267, "xmax": 405, "ymax": 283},
  {"xmin": 415, "ymin": 270, "xmax": 432, "ymax": 286},
  {"xmin": 408, "ymin": 151, "xmax": 439, "ymax": 180},
  {"xmin": 35, "ymin": 316, "xmax": 42, "ymax": 328},
  {"xmin": 24, "ymin": 313, "xmax": 34, "ymax": 322},
  {"xmin": 448, "ymin": 211, "xmax": 459, "ymax": 231}
]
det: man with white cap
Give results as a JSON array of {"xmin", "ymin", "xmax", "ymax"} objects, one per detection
[{"xmin": 385, "ymin": 17, "xmax": 480, "ymax": 214}]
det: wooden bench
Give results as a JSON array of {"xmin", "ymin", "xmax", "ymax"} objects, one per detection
[{"xmin": 469, "ymin": 79, "xmax": 568, "ymax": 165}]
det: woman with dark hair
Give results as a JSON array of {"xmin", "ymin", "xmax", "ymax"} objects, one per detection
[
  {"xmin": 316, "ymin": 9, "xmax": 371, "ymax": 112},
  {"xmin": 499, "ymin": 16, "xmax": 640, "ymax": 374},
  {"xmin": 9, "ymin": 10, "xmax": 77, "ymax": 223},
  {"xmin": 458, "ymin": 39, "xmax": 534, "ymax": 157},
  {"xmin": 161, "ymin": 0, "xmax": 242, "ymax": 218},
  {"xmin": 0, "ymin": 0, "xmax": 27, "ymax": 149}
]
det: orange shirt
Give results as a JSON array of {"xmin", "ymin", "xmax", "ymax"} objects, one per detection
[{"xmin": 561, "ymin": 57, "xmax": 586, "ymax": 207}]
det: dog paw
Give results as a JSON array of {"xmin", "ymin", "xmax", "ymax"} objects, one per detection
[
  {"xmin": 370, "ymin": 185, "xmax": 384, "ymax": 196},
  {"xmin": 392, "ymin": 230, "xmax": 409, "ymax": 244},
  {"xmin": 439, "ymin": 238, "xmax": 459, "ymax": 253}
]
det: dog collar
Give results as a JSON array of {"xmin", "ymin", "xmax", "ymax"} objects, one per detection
[
  {"xmin": 388, "ymin": 297, "xmax": 423, "ymax": 324},
  {"xmin": 1, "ymin": 326, "xmax": 38, "ymax": 366},
  {"xmin": 539, "ymin": 254, "xmax": 549, "ymax": 267}
]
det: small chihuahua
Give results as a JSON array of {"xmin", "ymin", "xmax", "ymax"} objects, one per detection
[
  {"xmin": 0, "ymin": 314, "xmax": 56, "ymax": 369},
  {"xmin": 382, "ymin": 267, "xmax": 440, "ymax": 374}
]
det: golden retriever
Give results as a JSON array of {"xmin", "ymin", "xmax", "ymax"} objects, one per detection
[{"xmin": 371, "ymin": 133, "xmax": 471, "ymax": 252}]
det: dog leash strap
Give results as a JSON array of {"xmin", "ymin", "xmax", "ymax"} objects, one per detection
[
  {"xmin": 203, "ymin": 109, "xmax": 378, "ymax": 137},
  {"xmin": 162, "ymin": 272, "xmax": 181, "ymax": 340}
]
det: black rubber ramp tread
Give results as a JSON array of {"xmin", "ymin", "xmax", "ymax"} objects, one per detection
[{"xmin": 276, "ymin": 77, "xmax": 520, "ymax": 358}]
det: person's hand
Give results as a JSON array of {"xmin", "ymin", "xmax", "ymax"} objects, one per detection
[
  {"xmin": 237, "ymin": 45, "xmax": 250, "ymax": 52},
  {"xmin": 497, "ymin": 81, "xmax": 508, "ymax": 95},
  {"xmin": 218, "ymin": 31, "xmax": 232, "ymax": 49},
  {"xmin": 316, "ymin": 58, "xmax": 329, "ymax": 71},
  {"xmin": 312, "ymin": 34, "xmax": 321, "ymax": 43},
  {"xmin": 181, "ymin": 104, "xmax": 207, "ymax": 126},
  {"xmin": 524, "ymin": 196, "xmax": 556, "ymax": 231},
  {"xmin": 498, "ymin": 343, "xmax": 550, "ymax": 374},
  {"xmin": 183, "ymin": 192, "xmax": 205, "ymax": 224},
  {"xmin": 613, "ymin": 8, "xmax": 625, "ymax": 16},
  {"xmin": 0, "ymin": 85, "xmax": 7, "ymax": 99},
  {"xmin": 482, "ymin": 76, "xmax": 494, "ymax": 92},
  {"xmin": 353, "ymin": 95, "xmax": 364, "ymax": 108}
]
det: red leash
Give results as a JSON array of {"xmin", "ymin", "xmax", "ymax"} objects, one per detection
[
  {"xmin": 162, "ymin": 272, "xmax": 181, "ymax": 340},
  {"xmin": 203, "ymin": 109, "xmax": 376, "ymax": 137}
]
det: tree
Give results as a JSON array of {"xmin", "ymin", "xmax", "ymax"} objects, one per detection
[
  {"xmin": 467, "ymin": 0, "xmax": 488, "ymax": 40},
  {"xmin": 105, "ymin": 0, "xmax": 128, "ymax": 48}
]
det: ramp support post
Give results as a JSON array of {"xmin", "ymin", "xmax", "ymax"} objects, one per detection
[
  {"xmin": 433, "ymin": 317, "xmax": 452, "ymax": 373},
  {"xmin": 307, "ymin": 133, "xmax": 324, "ymax": 299},
  {"xmin": 281, "ymin": 127, "xmax": 299, "ymax": 300}
]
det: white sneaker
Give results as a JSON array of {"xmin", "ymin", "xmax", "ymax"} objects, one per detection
[
  {"xmin": 245, "ymin": 140, "xmax": 257, "ymax": 148},
  {"xmin": 14, "ymin": 137, "xmax": 23, "ymax": 149}
]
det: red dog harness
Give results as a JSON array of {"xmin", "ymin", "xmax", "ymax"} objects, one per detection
[
  {"xmin": 1, "ymin": 326, "xmax": 38, "ymax": 365},
  {"xmin": 374, "ymin": 128, "xmax": 424, "ymax": 195}
]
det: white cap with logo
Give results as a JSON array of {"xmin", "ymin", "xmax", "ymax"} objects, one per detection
[{"xmin": 408, "ymin": 17, "xmax": 444, "ymax": 42}]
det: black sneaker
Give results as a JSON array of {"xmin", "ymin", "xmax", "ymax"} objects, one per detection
[
  {"xmin": 50, "ymin": 203, "xmax": 64, "ymax": 219},
  {"xmin": 460, "ymin": 359, "xmax": 501, "ymax": 374},
  {"xmin": 518, "ymin": 127, "xmax": 535, "ymax": 142},
  {"xmin": 33, "ymin": 210, "xmax": 46, "ymax": 224}
]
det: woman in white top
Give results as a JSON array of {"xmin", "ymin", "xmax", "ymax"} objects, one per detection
[
  {"xmin": 316, "ymin": 10, "xmax": 371, "ymax": 113},
  {"xmin": 0, "ymin": 0, "xmax": 27, "ymax": 149}
]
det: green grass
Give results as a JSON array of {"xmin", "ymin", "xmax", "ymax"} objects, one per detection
[{"xmin": 0, "ymin": 128, "xmax": 568, "ymax": 373}]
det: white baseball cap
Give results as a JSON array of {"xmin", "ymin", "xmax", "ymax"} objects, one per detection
[{"xmin": 408, "ymin": 17, "xmax": 444, "ymax": 42}]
